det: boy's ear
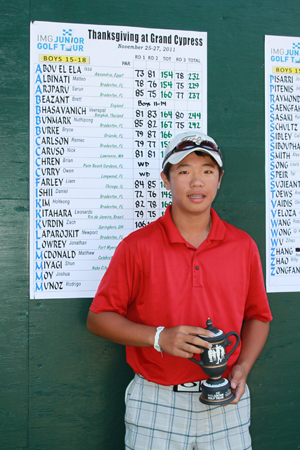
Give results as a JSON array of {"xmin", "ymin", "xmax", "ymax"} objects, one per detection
[
  {"xmin": 218, "ymin": 170, "xmax": 224, "ymax": 189},
  {"xmin": 160, "ymin": 172, "xmax": 170, "ymax": 190}
]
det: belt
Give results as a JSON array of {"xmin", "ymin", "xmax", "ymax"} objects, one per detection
[{"xmin": 173, "ymin": 381, "xmax": 204, "ymax": 393}]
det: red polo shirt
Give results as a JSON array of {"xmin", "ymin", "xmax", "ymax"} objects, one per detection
[{"xmin": 90, "ymin": 206, "xmax": 272, "ymax": 385}]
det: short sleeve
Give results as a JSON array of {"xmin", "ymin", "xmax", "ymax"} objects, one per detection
[{"xmin": 89, "ymin": 239, "xmax": 141, "ymax": 316}]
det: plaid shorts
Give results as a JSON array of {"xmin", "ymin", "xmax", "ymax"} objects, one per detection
[{"xmin": 125, "ymin": 374, "xmax": 251, "ymax": 450}]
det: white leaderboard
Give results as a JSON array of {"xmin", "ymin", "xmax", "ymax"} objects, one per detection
[
  {"xmin": 266, "ymin": 35, "xmax": 300, "ymax": 293},
  {"xmin": 30, "ymin": 21, "xmax": 207, "ymax": 299}
]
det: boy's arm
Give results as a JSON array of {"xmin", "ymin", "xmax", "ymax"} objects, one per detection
[
  {"xmin": 228, "ymin": 318, "xmax": 270, "ymax": 404},
  {"xmin": 87, "ymin": 310, "xmax": 215, "ymax": 358}
]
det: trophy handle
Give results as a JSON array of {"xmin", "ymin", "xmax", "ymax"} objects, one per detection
[
  {"xmin": 225, "ymin": 332, "xmax": 240, "ymax": 360},
  {"xmin": 189, "ymin": 357, "xmax": 203, "ymax": 367}
]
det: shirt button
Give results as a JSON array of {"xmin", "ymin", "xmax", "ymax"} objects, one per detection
[{"xmin": 195, "ymin": 266, "xmax": 199, "ymax": 270}]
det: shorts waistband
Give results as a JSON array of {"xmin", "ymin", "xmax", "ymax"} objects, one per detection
[{"xmin": 136, "ymin": 375, "xmax": 204, "ymax": 393}]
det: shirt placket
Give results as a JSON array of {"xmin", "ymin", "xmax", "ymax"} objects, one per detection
[{"xmin": 192, "ymin": 250, "xmax": 203, "ymax": 287}]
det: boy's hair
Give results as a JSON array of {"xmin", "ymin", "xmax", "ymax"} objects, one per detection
[{"xmin": 162, "ymin": 150, "xmax": 224, "ymax": 181}]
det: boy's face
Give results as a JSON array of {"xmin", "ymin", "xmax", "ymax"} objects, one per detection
[{"xmin": 161, "ymin": 152, "xmax": 223, "ymax": 218}]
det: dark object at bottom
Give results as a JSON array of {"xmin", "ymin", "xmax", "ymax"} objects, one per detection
[
  {"xmin": 189, "ymin": 318, "xmax": 240, "ymax": 406},
  {"xmin": 200, "ymin": 377, "xmax": 235, "ymax": 406}
]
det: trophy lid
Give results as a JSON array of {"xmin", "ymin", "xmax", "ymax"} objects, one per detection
[{"xmin": 200, "ymin": 318, "xmax": 226, "ymax": 342}]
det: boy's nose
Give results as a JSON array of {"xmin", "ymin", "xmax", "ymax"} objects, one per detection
[{"xmin": 191, "ymin": 174, "xmax": 204, "ymax": 187}]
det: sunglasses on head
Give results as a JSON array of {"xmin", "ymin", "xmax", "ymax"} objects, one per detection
[{"xmin": 163, "ymin": 139, "xmax": 222, "ymax": 168}]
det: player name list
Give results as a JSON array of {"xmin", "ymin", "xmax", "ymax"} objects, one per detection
[
  {"xmin": 266, "ymin": 35, "xmax": 300, "ymax": 292},
  {"xmin": 30, "ymin": 22, "xmax": 207, "ymax": 299}
]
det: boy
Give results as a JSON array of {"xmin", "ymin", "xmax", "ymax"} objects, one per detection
[{"xmin": 87, "ymin": 131, "xmax": 272, "ymax": 450}]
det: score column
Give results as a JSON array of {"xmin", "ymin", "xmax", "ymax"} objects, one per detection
[
  {"xmin": 145, "ymin": 65, "xmax": 160, "ymax": 224},
  {"xmin": 133, "ymin": 64, "xmax": 148, "ymax": 229},
  {"xmin": 133, "ymin": 60, "xmax": 161, "ymax": 229}
]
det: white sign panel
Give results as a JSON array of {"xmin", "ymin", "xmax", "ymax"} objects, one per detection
[
  {"xmin": 265, "ymin": 35, "xmax": 300, "ymax": 292},
  {"xmin": 30, "ymin": 21, "xmax": 207, "ymax": 299}
]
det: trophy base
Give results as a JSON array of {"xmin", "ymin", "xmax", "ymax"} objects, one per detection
[{"xmin": 200, "ymin": 377, "xmax": 235, "ymax": 406}]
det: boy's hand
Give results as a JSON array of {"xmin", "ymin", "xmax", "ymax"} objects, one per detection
[
  {"xmin": 159, "ymin": 325, "xmax": 215, "ymax": 358},
  {"xmin": 227, "ymin": 364, "xmax": 247, "ymax": 404},
  {"xmin": 226, "ymin": 319, "xmax": 270, "ymax": 404}
]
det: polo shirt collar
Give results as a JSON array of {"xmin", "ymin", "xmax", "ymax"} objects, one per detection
[{"xmin": 161, "ymin": 205, "xmax": 226, "ymax": 247}]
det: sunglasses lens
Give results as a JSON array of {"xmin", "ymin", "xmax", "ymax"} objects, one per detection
[
  {"xmin": 198, "ymin": 140, "xmax": 219, "ymax": 152},
  {"xmin": 176, "ymin": 140, "xmax": 198, "ymax": 151}
]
